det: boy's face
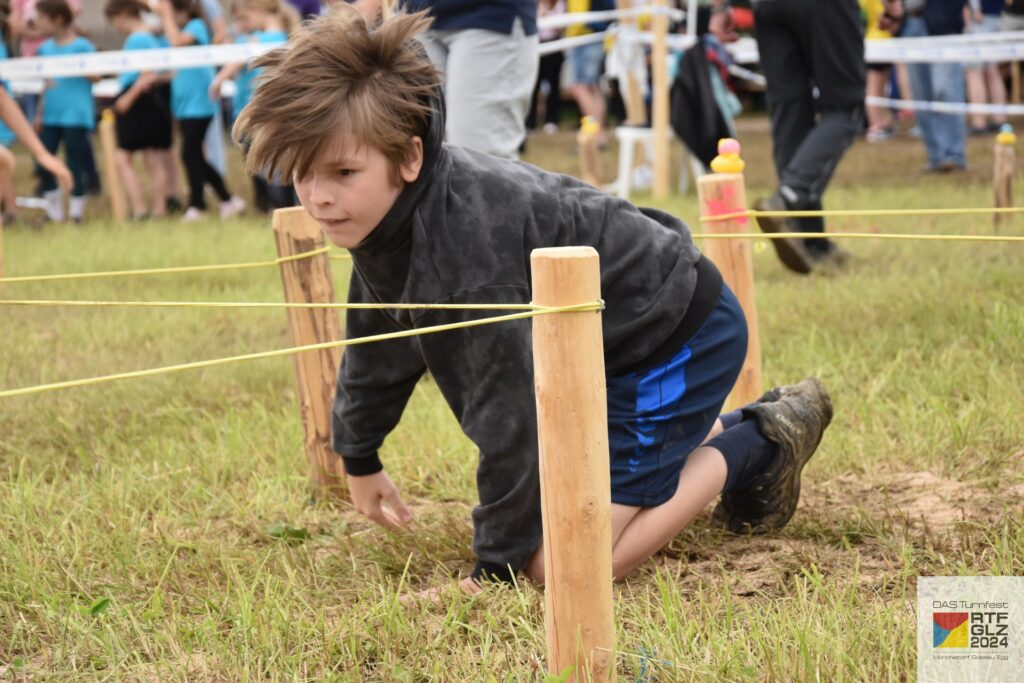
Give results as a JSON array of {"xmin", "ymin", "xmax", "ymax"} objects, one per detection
[{"xmin": 295, "ymin": 134, "xmax": 424, "ymax": 250}]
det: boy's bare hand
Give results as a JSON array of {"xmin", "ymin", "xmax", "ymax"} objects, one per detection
[{"xmin": 347, "ymin": 471, "xmax": 413, "ymax": 530}]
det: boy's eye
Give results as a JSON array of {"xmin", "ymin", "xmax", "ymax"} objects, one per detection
[{"xmin": 337, "ymin": 168, "xmax": 354, "ymax": 177}]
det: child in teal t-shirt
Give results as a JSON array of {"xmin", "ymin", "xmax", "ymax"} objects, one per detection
[
  {"xmin": 0, "ymin": 39, "xmax": 19, "ymax": 224},
  {"xmin": 158, "ymin": 0, "xmax": 244, "ymax": 221},
  {"xmin": 210, "ymin": 0, "xmax": 295, "ymax": 212},
  {"xmin": 36, "ymin": 0, "xmax": 99, "ymax": 223}
]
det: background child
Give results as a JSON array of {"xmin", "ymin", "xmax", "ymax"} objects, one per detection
[
  {"xmin": 0, "ymin": 79, "xmax": 71, "ymax": 191},
  {"xmin": 210, "ymin": 0, "xmax": 296, "ymax": 212},
  {"xmin": 157, "ymin": 0, "xmax": 245, "ymax": 221},
  {"xmin": 34, "ymin": 0, "xmax": 97, "ymax": 224},
  {"xmin": 0, "ymin": 1, "xmax": 20, "ymax": 224},
  {"xmin": 106, "ymin": 0, "xmax": 171, "ymax": 220}
]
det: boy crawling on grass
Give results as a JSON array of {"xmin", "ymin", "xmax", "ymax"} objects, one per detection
[{"xmin": 233, "ymin": 8, "xmax": 834, "ymax": 595}]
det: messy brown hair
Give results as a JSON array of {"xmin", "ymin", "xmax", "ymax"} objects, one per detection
[{"xmin": 232, "ymin": 7, "xmax": 440, "ymax": 185}]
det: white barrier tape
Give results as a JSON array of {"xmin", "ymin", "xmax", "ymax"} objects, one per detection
[
  {"xmin": 9, "ymin": 76, "xmax": 238, "ymax": 99},
  {"xmin": 0, "ymin": 41, "xmax": 284, "ymax": 80},
  {"xmin": 537, "ymin": 5, "xmax": 684, "ymax": 32},
  {"xmin": 884, "ymin": 29, "xmax": 1024, "ymax": 45},
  {"xmin": 2, "ymin": 25, "xmax": 1022, "ymax": 80},
  {"xmin": 868, "ymin": 40, "xmax": 1024, "ymax": 63},
  {"xmin": 539, "ymin": 31, "xmax": 609, "ymax": 57},
  {"xmin": 727, "ymin": 64, "xmax": 766, "ymax": 87},
  {"xmin": 622, "ymin": 32, "xmax": 1024, "ymax": 65},
  {"xmin": 866, "ymin": 95, "xmax": 1024, "ymax": 116}
]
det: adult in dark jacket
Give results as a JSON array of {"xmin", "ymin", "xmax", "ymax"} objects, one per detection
[{"xmin": 752, "ymin": 0, "xmax": 877, "ymax": 274}]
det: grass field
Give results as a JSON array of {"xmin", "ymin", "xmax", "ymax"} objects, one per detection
[{"xmin": 1, "ymin": 120, "xmax": 1022, "ymax": 681}]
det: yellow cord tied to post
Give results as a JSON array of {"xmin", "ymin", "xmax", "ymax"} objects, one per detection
[{"xmin": 710, "ymin": 138, "xmax": 745, "ymax": 174}]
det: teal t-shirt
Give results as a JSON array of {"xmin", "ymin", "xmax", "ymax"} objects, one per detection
[
  {"xmin": 38, "ymin": 36, "xmax": 97, "ymax": 130},
  {"xmin": 119, "ymin": 31, "xmax": 161, "ymax": 90},
  {"xmin": 171, "ymin": 18, "xmax": 216, "ymax": 119},
  {"xmin": 0, "ymin": 43, "xmax": 14, "ymax": 147},
  {"xmin": 232, "ymin": 29, "xmax": 287, "ymax": 114}
]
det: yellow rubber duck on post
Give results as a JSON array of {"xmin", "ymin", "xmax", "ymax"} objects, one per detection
[
  {"xmin": 577, "ymin": 115, "xmax": 604, "ymax": 188},
  {"xmin": 710, "ymin": 138, "xmax": 745, "ymax": 175},
  {"xmin": 994, "ymin": 124, "xmax": 1016, "ymax": 227}
]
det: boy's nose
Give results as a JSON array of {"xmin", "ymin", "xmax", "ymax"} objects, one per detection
[{"xmin": 307, "ymin": 175, "xmax": 335, "ymax": 207}]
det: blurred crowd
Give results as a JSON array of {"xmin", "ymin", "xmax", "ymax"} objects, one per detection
[{"xmin": 0, "ymin": 0, "xmax": 1017, "ymax": 228}]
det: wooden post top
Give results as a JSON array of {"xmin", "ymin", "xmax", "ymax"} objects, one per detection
[
  {"xmin": 531, "ymin": 246, "xmax": 599, "ymax": 260},
  {"xmin": 272, "ymin": 206, "xmax": 324, "ymax": 240}
]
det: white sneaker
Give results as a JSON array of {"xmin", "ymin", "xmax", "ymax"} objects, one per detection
[
  {"xmin": 542, "ymin": 122, "xmax": 559, "ymax": 135},
  {"xmin": 219, "ymin": 196, "xmax": 246, "ymax": 219},
  {"xmin": 182, "ymin": 207, "xmax": 206, "ymax": 222}
]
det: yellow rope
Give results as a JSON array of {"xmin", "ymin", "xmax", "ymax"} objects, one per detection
[
  {"xmin": 0, "ymin": 247, "xmax": 331, "ymax": 284},
  {"xmin": 701, "ymin": 206, "xmax": 1024, "ymax": 223},
  {"xmin": 0, "ymin": 299, "xmax": 547, "ymax": 311},
  {"xmin": 0, "ymin": 302, "xmax": 602, "ymax": 399},
  {"xmin": 692, "ymin": 232, "xmax": 1024, "ymax": 242}
]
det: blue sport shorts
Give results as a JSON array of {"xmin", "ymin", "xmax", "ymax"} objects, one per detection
[{"xmin": 606, "ymin": 285, "xmax": 748, "ymax": 508}]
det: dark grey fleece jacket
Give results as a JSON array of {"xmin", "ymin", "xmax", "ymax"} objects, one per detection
[{"xmin": 332, "ymin": 97, "xmax": 722, "ymax": 580}]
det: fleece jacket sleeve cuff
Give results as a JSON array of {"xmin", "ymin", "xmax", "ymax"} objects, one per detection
[
  {"xmin": 340, "ymin": 452, "xmax": 384, "ymax": 476},
  {"xmin": 471, "ymin": 560, "xmax": 517, "ymax": 586}
]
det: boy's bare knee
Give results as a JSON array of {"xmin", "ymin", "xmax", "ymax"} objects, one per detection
[{"xmin": 524, "ymin": 547, "xmax": 545, "ymax": 586}]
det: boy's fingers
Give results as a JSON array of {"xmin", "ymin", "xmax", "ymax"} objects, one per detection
[{"xmin": 384, "ymin": 489, "xmax": 413, "ymax": 525}]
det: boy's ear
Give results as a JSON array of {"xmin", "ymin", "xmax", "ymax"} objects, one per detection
[{"xmin": 399, "ymin": 136, "xmax": 424, "ymax": 184}]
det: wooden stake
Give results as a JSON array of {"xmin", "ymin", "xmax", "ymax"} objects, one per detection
[
  {"xmin": 98, "ymin": 110, "xmax": 128, "ymax": 223},
  {"xmin": 651, "ymin": 0, "xmax": 670, "ymax": 198},
  {"xmin": 994, "ymin": 136, "xmax": 1015, "ymax": 228},
  {"xmin": 531, "ymin": 247, "xmax": 615, "ymax": 683},
  {"xmin": 272, "ymin": 207, "xmax": 346, "ymax": 497},
  {"xmin": 578, "ymin": 117, "xmax": 605, "ymax": 187},
  {"xmin": 697, "ymin": 173, "xmax": 763, "ymax": 410}
]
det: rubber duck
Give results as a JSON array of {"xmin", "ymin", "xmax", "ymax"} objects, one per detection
[
  {"xmin": 997, "ymin": 124, "xmax": 1017, "ymax": 146},
  {"xmin": 579, "ymin": 115, "xmax": 601, "ymax": 138},
  {"xmin": 710, "ymin": 138, "xmax": 745, "ymax": 174}
]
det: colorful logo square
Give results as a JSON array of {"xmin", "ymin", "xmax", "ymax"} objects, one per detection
[{"xmin": 933, "ymin": 612, "xmax": 969, "ymax": 648}]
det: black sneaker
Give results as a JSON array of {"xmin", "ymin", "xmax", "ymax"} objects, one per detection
[
  {"xmin": 711, "ymin": 378, "xmax": 833, "ymax": 534},
  {"xmin": 754, "ymin": 193, "xmax": 815, "ymax": 275},
  {"xmin": 809, "ymin": 240, "xmax": 852, "ymax": 272}
]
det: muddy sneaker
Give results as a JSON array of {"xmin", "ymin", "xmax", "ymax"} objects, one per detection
[
  {"xmin": 711, "ymin": 378, "xmax": 833, "ymax": 534},
  {"xmin": 754, "ymin": 193, "xmax": 815, "ymax": 275}
]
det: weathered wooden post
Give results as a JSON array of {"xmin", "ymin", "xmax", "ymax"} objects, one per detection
[
  {"xmin": 994, "ymin": 124, "xmax": 1016, "ymax": 228},
  {"xmin": 272, "ymin": 207, "xmax": 346, "ymax": 496},
  {"xmin": 531, "ymin": 246, "xmax": 615, "ymax": 682},
  {"xmin": 98, "ymin": 110, "xmax": 128, "ymax": 222},
  {"xmin": 697, "ymin": 140, "xmax": 763, "ymax": 410},
  {"xmin": 578, "ymin": 115, "xmax": 605, "ymax": 188}
]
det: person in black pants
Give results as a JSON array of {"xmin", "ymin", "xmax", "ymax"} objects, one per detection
[
  {"xmin": 752, "ymin": 0, "xmax": 894, "ymax": 274},
  {"xmin": 179, "ymin": 117, "xmax": 232, "ymax": 214}
]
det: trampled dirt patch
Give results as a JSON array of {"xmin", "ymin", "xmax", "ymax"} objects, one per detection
[{"xmin": 638, "ymin": 468, "xmax": 1023, "ymax": 599}]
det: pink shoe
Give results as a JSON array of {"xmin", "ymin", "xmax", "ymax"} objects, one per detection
[{"xmin": 219, "ymin": 196, "xmax": 246, "ymax": 219}]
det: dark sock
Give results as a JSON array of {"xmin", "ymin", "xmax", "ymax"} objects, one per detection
[
  {"xmin": 718, "ymin": 409, "xmax": 744, "ymax": 431},
  {"xmin": 706, "ymin": 419, "xmax": 778, "ymax": 492}
]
